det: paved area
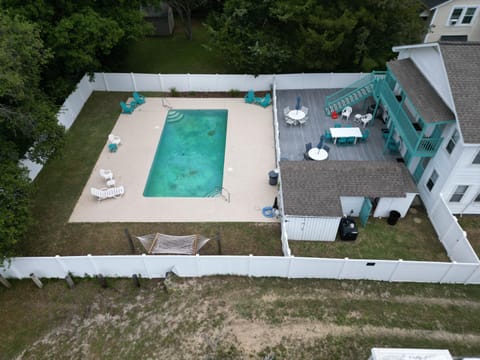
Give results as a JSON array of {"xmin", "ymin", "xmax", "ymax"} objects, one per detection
[{"xmin": 69, "ymin": 98, "xmax": 278, "ymax": 222}]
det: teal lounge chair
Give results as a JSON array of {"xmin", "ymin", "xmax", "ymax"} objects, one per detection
[
  {"xmin": 120, "ymin": 101, "xmax": 136, "ymax": 114},
  {"xmin": 133, "ymin": 92, "xmax": 145, "ymax": 105},
  {"xmin": 244, "ymin": 90, "xmax": 255, "ymax": 104},
  {"xmin": 258, "ymin": 93, "xmax": 271, "ymax": 108}
]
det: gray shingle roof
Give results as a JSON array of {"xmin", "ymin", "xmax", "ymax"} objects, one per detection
[
  {"xmin": 421, "ymin": 0, "xmax": 449, "ymax": 9},
  {"xmin": 439, "ymin": 42, "xmax": 480, "ymax": 144},
  {"xmin": 280, "ymin": 160, "xmax": 417, "ymax": 217},
  {"xmin": 387, "ymin": 59, "xmax": 455, "ymax": 123}
]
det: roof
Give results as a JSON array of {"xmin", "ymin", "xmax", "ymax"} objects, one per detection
[
  {"xmin": 280, "ymin": 161, "xmax": 417, "ymax": 217},
  {"xmin": 439, "ymin": 42, "xmax": 480, "ymax": 144},
  {"xmin": 421, "ymin": 0, "xmax": 450, "ymax": 9},
  {"xmin": 387, "ymin": 59, "xmax": 455, "ymax": 123}
]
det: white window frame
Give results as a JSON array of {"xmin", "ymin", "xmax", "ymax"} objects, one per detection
[
  {"xmin": 473, "ymin": 151, "xmax": 480, "ymax": 164},
  {"xmin": 447, "ymin": 6, "xmax": 478, "ymax": 26},
  {"xmin": 445, "ymin": 129, "xmax": 459, "ymax": 155},
  {"xmin": 449, "ymin": 185, "xmax": 469, "ymax": 202},
  {"xmin": 474, "ymin": 193, "xmax": 480, "ymax": 202},
  {"xmin": 426, "ymin": 170, "xmax": 438, "ymax": 192}
]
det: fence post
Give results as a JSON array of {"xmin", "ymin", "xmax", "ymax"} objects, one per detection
[
  {"xmin": 287, "ymin": 256, "xmax": 295, "ymax": 279},
  {"xmin": 337, "ymin": 258, "xmax": 349, "ymax": 279},
  {"xmin": 102, "ymin": 72, "xmax": 109, "ymax": 91},
  {"xmin": 464, "ymin": 265, "xmax": 480, "ymax": 285},
  {"xmin": 0, "ymin": 274, "xmax": 11, "ymax": 288},
  {"xmin": 142, "ymin": 253, "xmax": 151, "ymax": 279},
  {"xmin": 248, "ymin": 254, "xmax": 253, "ymax": 277},
  {"xmin": 131, "ymin": 72, "xmax": 137, "ymax": 91},
  {"xmin": 187, "ymin": 73, "xmax": 191, "ymax": 92},
  {"xmin": 195, "ymin": 254, "xmax": 200, "ymax": 276},
  {"xmin": 439, "ymin": 261, "xmax": 456, "ymax": 283},
  {"xmin": 389, "ymin": 259, "xmax": 403, "ymax": 281},
  {"xmin": 30, "ymin": 273, "xmax": 43, "ymax": 288},
  {"xmin": 55, "ymin": 255, "xmax": 69, "ymax": 276},
  {"xmin": 87, "ymin": 254, "xmax": 99, "ymax": 276}
]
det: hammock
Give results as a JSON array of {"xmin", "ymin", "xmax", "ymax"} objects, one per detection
[{"xmin": 136, "ymin": 233, "xmax": 210, "ymax": 255}]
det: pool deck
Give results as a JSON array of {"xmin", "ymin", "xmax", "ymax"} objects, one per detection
[{"xmin": 69, "ymin": 98, "xmax": 278, "ymax": 222}]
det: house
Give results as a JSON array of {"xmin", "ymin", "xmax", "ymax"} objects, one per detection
[
  {"xmin": 422, "ymin": 0, "xmax": 480, "ymax": 42},
  {"xmin": 322, "ymin": 41, "xmax": 480, "ymax": 218}
]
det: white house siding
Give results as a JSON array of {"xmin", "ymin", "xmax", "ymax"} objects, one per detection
[
  {"xmin": 425, "ymin": 0, "xmax": 480, "ymax": 43},
  {"xmin": 340, "ymin": 196, "xmax": 364, "ymax": 216},
  {"xmin": 419, "ymin": 123, "xmax": 480, "ymax": 214},
  {"xmin": 285, "ymin": 216, "xmax": 341, "ymax": 241},
  {"xmin": 373, "ymin": 194, "xmax": 417, "ymax": 218},
  {"xmin": 396, "ymin": 45, "xmax": 454, "ymax": 111}
]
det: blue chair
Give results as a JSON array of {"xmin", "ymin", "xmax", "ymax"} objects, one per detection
[
  {"xmin": 304, "ymin": 142, "xmax": 313, "ymax": 160},
  {"xmin": 258, "ymin": 93, "xmax": 271, "ymax": 108},
  {"xmin": 324, "ymin": 130, "xmax": 333, "ymax": 142},
  {"xmin": 120, "ymin": 101, "xmax": 136, "ymax": 114},
  {"xmin": 133, "ymin": 92, "xmax": 145, "ymax": 105},
  {"xmin": 317, "ymin": 135, "xmax": 325, "ymax": 149},
  {"xmin": 346, "ymin": 137, "xmax": 356, "ymax": 144},
  {"xmin": 244, "ymin": 90, "xmax": 255, "ymax": 104},
  {"xmin": 334, "ymin": 123, "xmax": 342, "ymax": 128},
  {"xmin": 345, "ymin": 124, "xmax": 353, "ymax": 128},
  {"xmin": 108, "ymin": 143, "xmax": 118, "ymax": 152},
  {"xmin": 322, "ymin": 144, "xmax": 330, "ymax": 153},
  {"xmin": 360, "ymin": 129, "xmax": 370, "ymax": 142},
  {"xmin": 337, "ymin": 137, "xmax": 348, "ymax": 145}
]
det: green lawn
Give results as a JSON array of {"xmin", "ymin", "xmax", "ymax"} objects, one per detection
[{"xmin": 114, "ymin": 18, "xmax": 230, "ymax": 74}]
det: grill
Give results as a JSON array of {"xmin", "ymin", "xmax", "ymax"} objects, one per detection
[{"xmin": 339, "ymin": 216, "xmax": 358, "ymax": 241}]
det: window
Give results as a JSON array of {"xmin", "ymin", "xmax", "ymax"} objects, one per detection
[
  {"xmin": 449, "ymin": 7, "xmax": 477, "ymax": 25},
  {"xmin": 473, "ymin": 151, "xmax": 480, "ymax": 164},
  {"xmin": 426, "ymin": 170, "xmax": 438, "ymax": 191},
  {"xmin": 446, "ymin": 129, "xmax": 459, "ymax": 154},
  {"xmin": 449, "ymin": 185, "xmax": 469, "ymax": 202},
  {"xmin": 475, "ymin": 193, "xmax": 480, "ymax": 203}
]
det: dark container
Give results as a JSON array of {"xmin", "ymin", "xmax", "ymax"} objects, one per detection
[
  {"xmin": 268, "ymin": 170, "xmax": 278, "ymax": 185},
  {"xmin": 387, "ymin": 210, "xmax": 401, "ymax": 225},
  {"xmin": 339, "ymin": 216, "xmax": 358, "ymax": 241}
]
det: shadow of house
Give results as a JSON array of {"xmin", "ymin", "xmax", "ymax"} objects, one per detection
[{"xmin": 142, "ymin": 3, "xmax": 175, "ymax": 36}]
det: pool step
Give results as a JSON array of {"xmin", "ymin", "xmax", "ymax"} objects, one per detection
[{"xmin": 166, "ymin": 110, "xmax": 184, "ymax": 123}]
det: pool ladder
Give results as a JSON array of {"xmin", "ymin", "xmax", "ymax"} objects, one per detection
[{"xmin": 206, "ymin": 186, "xmax": 230, "ymax": 203}]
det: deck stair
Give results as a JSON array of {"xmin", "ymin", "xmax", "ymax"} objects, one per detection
[
  {"xmin": 166, "ymin": 110, "xmax": 184, "ymax": 123},
  {"xmin": 324, "ymin": 72, "xmax": 385, "ymax": 116}
]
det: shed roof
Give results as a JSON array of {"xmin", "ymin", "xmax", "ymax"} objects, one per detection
[
  {"xmin": 387, "ymin": 58, "xmax": 455, "ymax": 123},
  {"xmin": 439, "ymin": 42, "xmax": 480, "ymax": 144},
  {"xmin": 280, "ymin": 161, "xmax": 417, "ymax": 217}
]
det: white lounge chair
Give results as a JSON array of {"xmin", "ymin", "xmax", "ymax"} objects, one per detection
[
  {"xmin": 108, "ymin": 134, "xmax": 121, "ymax": 145},
  {"xmin": 99, "ymin": 169, "xmax": 113, "ymax": 181},
  {"xmin": 91, "ymin": 186, "xmax": 125, "ymax": 201}
]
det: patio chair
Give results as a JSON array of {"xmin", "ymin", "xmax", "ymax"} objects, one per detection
[
  {"xmin": 285, "ymin": 117, "xmax": 295, "ymax": 126},
  {"xmin": 334, "ymin": 123, "xmax": 342, "ymax": 128},
  {"xmin": 283, "ymin": 106, "xmax": 290, "ymax": 116},
  {"xmin": 360, "ymin": 129, "xmax": 370, "ymax": 142},
  {"xmin": 324, "ymin": 130, "xmax": 333, "ymax": 142},
  {"xmin": 337, "ymin": 137, "xmax": 348, "ymax": 145},
  {"xmin": 90, "ymin": 185, "xmax": 125, "ymax": 201},
  {"xmin": 322, "ymin": 144, "xmax": 330, "ymax": 153},
  {"xmin": 304, "ymin": 142, "xmax": 313, "ymax": 160},
  {"xmin": 244, "ymin": 90, "xmax": 255, "ymax": 104},
  {"xmin": 301, "ymin": 106, "xmax": 309, "ymax": 115},
  {"xmin": 361, "ymin": 113, "xmax": 373, "ymax": 128},
  {"xmin": 108, "ymin": 134, "xmax": 121, "ymax": 146},
  {"xmin": 258, "ymin": 93, "xmax": 271, "ymax": 108},
  {"xmin": 341, "ymin": 106, "xmax": 352, "ymax": 121},
  {"xmin": 346, "ymin": 137, "xmax": 356, "ymax": 144},
  {"xmin": 317, "ymin": 135, "xmax": 325, "ymax": 149},
  {"xmin": 298, "ymin": 116, "xmax": 307, "ymax": 126},
  {"xmin": 120, "ymin": 101, "xmax": 136, "ymax": 114},
  {"xmin": 99, "ymin": 169, "xmax": 113, "ymax": 181},
  {"xmin": 133, "ymin": 92, "xmax": 146, "ymax": 105}
]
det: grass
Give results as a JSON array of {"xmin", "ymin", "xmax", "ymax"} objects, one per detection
[
  {"xmin": 2, "ymin": 276, "xmax": 480, "ymax": 359},
  {"xmin": 114, "ymin": 18, "xmax": 230, "ymax": 74},
  {"xmin": 458, "ymin": 215, "xmax": 480, "ymax": 257},
  {"xmin": 289, "ymin": 206, "xmax": 449, "ymax": 261}
]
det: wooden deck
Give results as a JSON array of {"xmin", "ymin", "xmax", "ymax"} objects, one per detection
[{"xmin": 276, "ymin": 89, "xmax": 398, "ymax": 162}]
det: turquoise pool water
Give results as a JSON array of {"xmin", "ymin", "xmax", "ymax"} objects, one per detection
[{"xmin": 143, "ymin": 109, "xmax": 228, "ymax": 197}]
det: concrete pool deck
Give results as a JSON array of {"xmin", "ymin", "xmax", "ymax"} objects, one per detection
[{"xmin": 69, "ymin": 97, "xmax": 278, "ymax": 222}]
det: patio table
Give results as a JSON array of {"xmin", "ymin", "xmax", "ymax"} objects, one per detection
[
  {"xmin": 287, "ymin": 110, "xmax": 306, "ymax": 124},
  {"xmin": 308, "ymin": 148, "xmax": 328, "ymax": 161},
  {"xmin": 330, "ymin": 127, "xmax": 362, "ymax": 144}
]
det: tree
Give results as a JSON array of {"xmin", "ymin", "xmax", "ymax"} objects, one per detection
[
  {"xmin": 167, "ymin": 0, "xmax": 207, "ymax": 40},
  {"xmin": 206, "ymin": 0, "xmax": 427, "ymax": 73}
]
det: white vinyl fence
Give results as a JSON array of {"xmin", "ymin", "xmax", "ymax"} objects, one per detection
[
  {"xmin": 428, "ymin": 194, "xmax": 479, "ymax": 263},
  {"xmin": 2, "ymin": 255, "xmax": 480, "ymax": 284}
]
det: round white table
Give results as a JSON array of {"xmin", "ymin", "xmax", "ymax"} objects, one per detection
[
  {"xmin": 287, "ymin": 110, "xmax": 306, "ymax": 121},
  {"xmin": 308, "ymin": 148, "xmax": 328, "ymax": 161}
]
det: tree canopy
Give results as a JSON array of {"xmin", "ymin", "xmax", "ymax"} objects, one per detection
[{"xmin": 206, "ymin": 0, "xmax": 427, "ymax": 74}]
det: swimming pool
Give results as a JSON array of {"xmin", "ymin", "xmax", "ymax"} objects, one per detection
[{"xmin": 143, "ymin": 109, "xmax": 228, "ymax": 197}]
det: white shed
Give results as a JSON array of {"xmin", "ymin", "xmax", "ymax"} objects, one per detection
[{"xmin": 280, "ymin": 160, "xmax": 418, "ymax": 241}]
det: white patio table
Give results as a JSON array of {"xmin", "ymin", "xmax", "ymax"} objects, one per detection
[
  {"xmin": 330, "ymin": 127, "xmax": 363, "ymax": 144},
  {"xmin": 287, "ymin": 110, "xmax": 306, "ymax": 123},
  {"xmin": 308, "ymin": 148, "xmax": 328, "ymax": 161}
]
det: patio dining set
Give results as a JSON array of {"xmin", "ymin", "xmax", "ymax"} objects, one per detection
[{"xmin": 283, "ymin": 105, "xmax": 309, "ymax": 126}]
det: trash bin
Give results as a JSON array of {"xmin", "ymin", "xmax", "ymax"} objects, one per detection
[
  {"xmin": 387, "ymin": 210, "xmax": 401, "ymax": 225},
  {"xmin": 268, "ymin": 170, "xmax": 279, "ymax": 185}
]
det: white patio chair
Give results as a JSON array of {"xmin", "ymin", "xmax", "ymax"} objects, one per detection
[
  {"xmin": 341, "ymin": 106, "xmax": 352, "ymax": 121},
  {"xmin": 285, "ymin": 117, "xmax": 295, "ymax": 126},
  {"xmin": 108, "ymin": 134, "xmax": 121, "ymax": 145},
  {"xmin": 99, "ymin": 169, "xmax": 113, "ymax": 181},
  {"xmin": 283, "ymin": 106, "xmax": 290, "ymax": 116},
  {"xmin": 298, "ymin": 116, "xmax": 308, "ymax": 126},
  {"xmin": 361, "ymin": 113, "xmax": 373, "ymax": 128},
  {"xmin": 301, "ymin": 106, "xmax": 309, "ymax": 115},
  {"xmin": 90, "ymin": 185, "xmax": 125, "ymax": 201}
]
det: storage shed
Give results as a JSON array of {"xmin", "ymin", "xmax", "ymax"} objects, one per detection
[
  {"xmin": 142, "ymin": 3, "xmax": 175, "ymax": 36},
  {"xmin": 280, "ymin": 160, "xmax": 418, "ymax": 241}
]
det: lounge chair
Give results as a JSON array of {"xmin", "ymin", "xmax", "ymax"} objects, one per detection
[
  {"xmin": 132, "ymin": 92, "xmax": 145, "ymax": 105},
  {"xmin": 258, "ymin": 93, "xmax": 271, "ymax": 108},
  {"xmin": 120, "ymin": 101, "xmax": 136, "ymax": 114},
  {"xmin": 108, "ymin": 134, "xmax": 121, "ymax": 145},
  {"xmin": 99, "ymin": 169, "xmax": 113, "ymax": 181},
  {"xmin": 91, "ymin": 186, "xmax": 125, "ymax": 201},
  {"xmin": 244, "ymin": 90, "xmax": 255, "ymax": 104}
]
